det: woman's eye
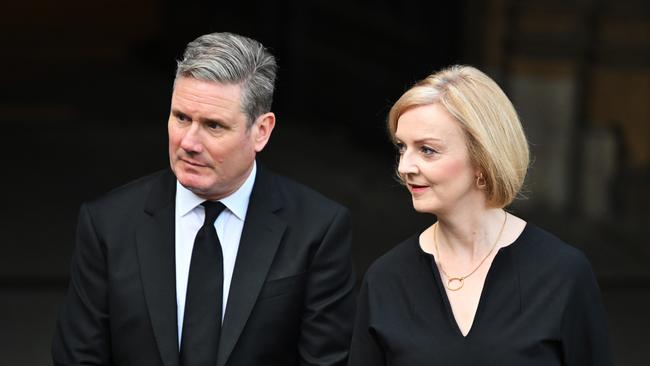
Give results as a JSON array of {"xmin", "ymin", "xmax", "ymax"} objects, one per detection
[
  {"xmin": 421, "ymin": 146, "xmax": 437, "ymax": 155},
  {"xmin": 395, "ymin": 143, "xmax": 406, "ymax": 154}
]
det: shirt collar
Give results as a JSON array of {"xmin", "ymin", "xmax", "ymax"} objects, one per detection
[{"xmin": 176, "ymin": 161, "xmax": 257, "ymax": 220}]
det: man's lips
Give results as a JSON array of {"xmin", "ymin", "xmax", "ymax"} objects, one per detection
[{"xmin": 180, "ymin": 157, "xmax": 208, "ymax": 168}]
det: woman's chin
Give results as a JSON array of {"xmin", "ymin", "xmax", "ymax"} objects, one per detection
[{"xmin": 411, "ymin": 200, "xmax": 438, "ymax": 214}]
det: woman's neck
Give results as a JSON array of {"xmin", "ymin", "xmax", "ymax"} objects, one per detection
[{"xmin": 435, "ymin": 206, "xmax": 506, "ymax": 260}]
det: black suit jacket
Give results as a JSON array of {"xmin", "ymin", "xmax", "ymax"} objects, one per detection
[{"xmin": 52, "ymin": 165, "xmax": 356, "ymax": 366}]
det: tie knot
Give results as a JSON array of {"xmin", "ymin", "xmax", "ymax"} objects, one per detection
[{"xmin": 201, "ymin": 201, "xmax": 226, "ymax": 225}]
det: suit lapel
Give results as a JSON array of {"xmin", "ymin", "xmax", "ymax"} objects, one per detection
[
  {"xmin": 217, "ymin": 165, "xmax": 286, "ymax": 366},
  {"xmin": 136, "ymin": 171, "xmax": 179, "ymax": 366}
]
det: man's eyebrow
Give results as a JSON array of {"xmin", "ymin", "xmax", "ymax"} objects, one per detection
[
  {"xmin": 170, "ymin": 108, "xmax": 230, "ymax": 127},
  {"xmin": 197, "ymin": 116, "xmax": 228, "ymax": 125},
  {"xmin": 171, "ymin": 108, "xmax": 188, "ymax": 117}
]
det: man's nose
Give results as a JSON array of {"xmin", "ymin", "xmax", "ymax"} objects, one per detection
[{"xmin": 180, "ymin": 123, "xmax": 204, "ymax": 154}]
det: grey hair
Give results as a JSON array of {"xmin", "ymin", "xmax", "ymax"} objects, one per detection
[{"xmin": 175, "ymin": 32, "xmax": 277, "ymax": 126}]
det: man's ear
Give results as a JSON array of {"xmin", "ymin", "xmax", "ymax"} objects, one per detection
[{"xmin": 252, "ymin": 112, "xmax": 276, "ymax": 152}]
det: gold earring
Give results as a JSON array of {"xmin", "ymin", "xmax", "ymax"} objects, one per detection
[{"xmin": 476, "ymin": 173, "xmax": 487, "ymax": 189}]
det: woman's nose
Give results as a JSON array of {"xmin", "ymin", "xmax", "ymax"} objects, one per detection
[{"xmin": 397, "ymin": 151, "xmax": 418, "ymax": 175}]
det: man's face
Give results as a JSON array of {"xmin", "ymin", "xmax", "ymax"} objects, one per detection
[{"xmin": 168, "ymin": 77, "xmax": 274, "ymax": 200}]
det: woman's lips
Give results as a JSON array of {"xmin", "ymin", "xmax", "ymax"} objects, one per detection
[{"xmin": 408, "ymin": 183, "xmax": 429, "ymax": 194}]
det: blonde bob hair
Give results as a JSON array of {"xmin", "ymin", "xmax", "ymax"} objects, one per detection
[{"xmin": 388, "ymin": 65, "xmax": 529, "ymax": 208}]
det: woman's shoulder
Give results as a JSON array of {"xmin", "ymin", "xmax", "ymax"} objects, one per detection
[
  {"xmin": 363, "ymin": 233, "xmax": 424, "ymax": 283},
  {"xmin": 513, "ymin": 222, "xmax": 595, "ymax": 279}
]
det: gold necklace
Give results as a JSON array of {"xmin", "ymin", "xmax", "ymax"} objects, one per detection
[{"xmin": 433, "ymin": 212, "xmax": 507, "ymax": 291}]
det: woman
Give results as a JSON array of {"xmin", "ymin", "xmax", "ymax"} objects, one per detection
[{"xmin": 348, "ymin": 66, "xmax": 613, "ymax": 365}]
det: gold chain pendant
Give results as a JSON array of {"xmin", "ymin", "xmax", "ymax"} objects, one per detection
[
  {"xmin": 446, "ymin": 277, "xmax": 464, "ymax": 291},
  {"xmin": 434, "ymin": 212, "xmax": 508, "ymax": 292}
]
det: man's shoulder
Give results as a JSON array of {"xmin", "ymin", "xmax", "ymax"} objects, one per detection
[
  {"xmin": 86, "ymin": 169, "xmax": 172, "ymax": 210},
  {"xmin": 273, "ymin": 173, "xmax": 339, "ymax": 203},
  {"xmin": 265, "ymin": 170, "xmax": 346, "ymax": 211}
]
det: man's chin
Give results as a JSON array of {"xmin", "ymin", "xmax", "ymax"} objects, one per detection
[{"xmin": 176, "ymin": 172, "xmax": 210, "ymax": 194}]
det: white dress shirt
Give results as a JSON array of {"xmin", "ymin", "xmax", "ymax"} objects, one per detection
[{"xmin": 174, "ymin": 162, "xmax": 256, "ymax": 346}]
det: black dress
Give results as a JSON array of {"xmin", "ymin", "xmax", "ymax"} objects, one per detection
[{"xmin": 348, "ymin": 223, "xmax": 613, "ymax": 366}]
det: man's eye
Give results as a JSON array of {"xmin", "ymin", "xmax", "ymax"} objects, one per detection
[
  {"xmin": 206, "ymin": 122, "xmax": 221, "ymax": 130},
  {"xmin": 176, "ymin": 114, "xmax": 189, "ymax": 122}
]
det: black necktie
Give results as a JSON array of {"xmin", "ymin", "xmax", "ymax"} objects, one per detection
[{"xmin": 180, "ymin": 201, "xmax": 226, "ymax": 366}]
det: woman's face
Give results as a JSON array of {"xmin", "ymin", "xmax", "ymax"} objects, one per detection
[{"xmin": 395, "ymin": 103, "xmax": 480, "ymax": 215}]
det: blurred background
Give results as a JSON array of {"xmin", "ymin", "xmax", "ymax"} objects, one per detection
[{"xmin": 1, "ymin": 0, "xmax": 648, "ymax": 364}]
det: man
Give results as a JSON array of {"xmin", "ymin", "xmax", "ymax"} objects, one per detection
[{"xmin": 52, "ymin": 32, "xmax": 356, "ymax": 366}]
